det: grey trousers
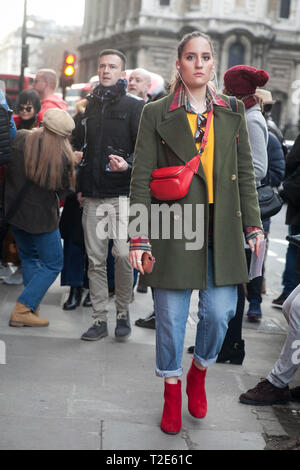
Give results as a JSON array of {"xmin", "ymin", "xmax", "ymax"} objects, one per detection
[
  {"xmin": 267, "ymin": 283, "xmax": 300, "ymax": 388},
  {"xmin": 82, "ymin": 197, "xmax": 133, "ymax": 322}
]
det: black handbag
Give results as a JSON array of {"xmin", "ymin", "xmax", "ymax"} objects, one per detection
[{"xmin": 257, "ymin": 184, "xmax": 284, "ymax": 220}]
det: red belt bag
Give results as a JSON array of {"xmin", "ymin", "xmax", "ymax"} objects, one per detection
[{"xmin": 150, "ymin": 109, "xmax": 213, "ymax": 201}]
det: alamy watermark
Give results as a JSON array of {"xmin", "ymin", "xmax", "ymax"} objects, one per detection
[
  {"xmin": 292, "ymin": 340, "xmax": 300, "ymax": 366},
  {"xmin": 95, "ymin": 200, "xmax": 205, "ymax": 251},
  {"xmin": 0, "ymin": 340, "xmax": 6, "ymax": 365}
]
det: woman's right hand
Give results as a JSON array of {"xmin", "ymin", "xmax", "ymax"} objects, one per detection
[{"xmin": 129, "ymin": 249, "xmax": 146, "ymax": 275}]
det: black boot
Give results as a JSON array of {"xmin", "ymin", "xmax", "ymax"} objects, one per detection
[
  {"xmin": 63, "ymin": 287, "xmax": 83, "ymax": 311},
  {"xmin": 83, "ymin": 291, "xmax": 92, "ymax": 308},
  {"xmin": 216, "ymin": 339, "xmax": 245, "ymax": 365}
]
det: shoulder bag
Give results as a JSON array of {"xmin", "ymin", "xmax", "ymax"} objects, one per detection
[{"xmin": 149, "ymin": 109, "xmax": 213, "ymax": 201}]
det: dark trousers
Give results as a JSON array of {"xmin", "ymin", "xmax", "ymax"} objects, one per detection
[{"xmin": 61, "ymin": 239, "xmax": 89, "ymax": 289}]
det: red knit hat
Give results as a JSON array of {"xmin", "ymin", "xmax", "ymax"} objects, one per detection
[{"xmin": 224, "ymin": 65, "xmax": 269, "ymax": 96}]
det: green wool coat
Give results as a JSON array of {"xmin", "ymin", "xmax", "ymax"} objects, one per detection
[{"xmin": 129, "ymin": 93, "xmax": 262, "ymax": 290}]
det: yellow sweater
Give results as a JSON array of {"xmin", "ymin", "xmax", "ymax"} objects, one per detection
[{"xmin": 187, "ymin": 112, "xmax": 215, "ymax": 204}]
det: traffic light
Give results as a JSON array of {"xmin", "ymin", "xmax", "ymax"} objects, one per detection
[{"xmin": 60, "ymin": 51, "xmax": 76, "ymax": 91}]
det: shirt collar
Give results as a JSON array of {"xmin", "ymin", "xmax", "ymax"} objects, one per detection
[{"xmin": 169, "ymin": 84, "xmax": 228, "ymax": 113}]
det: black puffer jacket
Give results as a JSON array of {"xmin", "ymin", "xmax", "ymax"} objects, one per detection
[{"xmin": 72, "ymin": 83, "xmax": 144, "ymax": 198}]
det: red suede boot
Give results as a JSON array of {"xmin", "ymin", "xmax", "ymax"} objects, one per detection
[
  {"xmin": 160, "ymin": 380, "xmax": 182, "ymax": 434},
  {"xmin": 186, "ymin": 360, "xmax": 207, "ymax": 418}
]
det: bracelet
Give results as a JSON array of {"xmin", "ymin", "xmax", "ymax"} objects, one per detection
[{"xmin": 130, "ymin": 237, "xmax": 152, "ymax": 252}]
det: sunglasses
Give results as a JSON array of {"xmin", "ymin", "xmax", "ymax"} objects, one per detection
[{"xmin": 19, "ymin": 105, "xmax": 33, "ymax": 112}]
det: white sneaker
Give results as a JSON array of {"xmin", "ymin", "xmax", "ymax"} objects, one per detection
[
  {"xmin": 0, "ymin": 263, "xmax": 13, "ymax": 280},
  {"xmin": 3, "ymin": 267, "xmax": 23, "ymax": 285}
]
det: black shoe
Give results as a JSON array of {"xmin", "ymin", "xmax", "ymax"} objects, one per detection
[
  {"xmin": 135, "ymin": 312, "xmax": 156, "ymax": 329},
  {"xmin": 239, "ymin": 379, "xmax": 291, "ymax": 406},
  {"xmin": 187, "ymin": 346, "xmax": 194, "ymax": 354},
  {"xmin": 81, "ymin": 322, "xmax": 108, "ymax": 341},
  {"xmin": 63, "ymin": 287, "xmax": 82, "ymax": 311},
  {"xmin": 272, "ymin": 292, "xmax": 289, "ymax": 309},
  {"xmin": 115, "ymin": 311, "xmax": 131, "ymax": 341},
  {"xmin": 83, "ymin": 292, "xmax": 92, "ymax": 308},
  {"xmin": 216, "ymin": 339, "xmax": 245, "ymax": 365},
  {"xmin": 290, "ymin": 386, "xmax": 300, "ymax": 402}
]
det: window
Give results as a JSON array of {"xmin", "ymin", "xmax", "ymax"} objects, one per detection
[
  {"xmin": 279, "ymin": 0, "xmax": 291, "ymax": 18},
  {"xmin": 228, "ymin": 42, "xmax": 245, "ymax": 68},
  {"xmin": 160, "ymin": 0, "xmax": 170, "ymax": 5}
]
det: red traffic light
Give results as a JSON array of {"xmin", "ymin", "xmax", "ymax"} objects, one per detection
[
  {"xmin": 63, "ymin": 53, "xmax": 76, "ymax": 77},
  {"xmin": 65, "ymin": 54, "xmax": 76, "ymax": 66}
]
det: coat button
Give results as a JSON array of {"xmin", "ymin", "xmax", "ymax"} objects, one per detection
[
  {"xmin": 174, "ymin": 215, "xmax": 180, "ymax": 221},
  {"xmin": 231, "ymin": 174, "xmax": 237, "ymax": 181},
  {"xmin": 236, "ymin": 211, "xmax": 242, "ymax": 217},
  {"xmin": 161, "ymin": 140, "xmax": 166, "ymax": 145}
]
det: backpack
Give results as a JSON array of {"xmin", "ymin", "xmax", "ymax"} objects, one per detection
[{"xmin": 0, "ymin": 103, "xmax": 12, "ymax": 166}]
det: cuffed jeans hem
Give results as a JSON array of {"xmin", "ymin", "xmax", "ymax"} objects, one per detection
[
  {"xmin": 155, "ymin": 366, "xmax": 183, "ymax": 378},
  {"xmin": 194, "ymin": 352, "xmax": 218, "ymax": 368},
  {"xmin": 266, "ymin": 372, "xmax": 290, "ymax": 389}
]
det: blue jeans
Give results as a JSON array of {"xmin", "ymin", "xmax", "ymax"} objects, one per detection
[
  {"xmin": 11, "ymin": 226, "xmax": 63, "ymax": 312},
  {"xmin": 283, "ymin": 225, "xmax": 300, "ymax": 296},
  {"xmin": 154, "ymin": 249, "xmax": 238, "ymax": 378}
]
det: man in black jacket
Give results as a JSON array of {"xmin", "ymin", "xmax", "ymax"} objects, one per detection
[{"xmin": 72, "ymin": 49, "xmax": 144, "ymax": 342}]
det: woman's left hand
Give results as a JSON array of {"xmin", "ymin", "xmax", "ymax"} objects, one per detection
[
  {"xmin": 129, "ymin": 249, "xmax": 145, "ymax": 275},
  {"xmin": 248, "ymin": 232, "xmax": 265, "ymax": 256}
]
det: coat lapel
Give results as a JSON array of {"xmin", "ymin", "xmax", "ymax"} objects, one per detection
[{"xmin": 156, "ymin": 102, "xmax": 198, "ymax": 164}]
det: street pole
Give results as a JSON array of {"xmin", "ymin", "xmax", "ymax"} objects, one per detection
[{"xmin": 19, "ymin": 0, "xmax": 28, "ymax": 93}]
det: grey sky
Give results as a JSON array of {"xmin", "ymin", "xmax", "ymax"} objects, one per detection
[{"xmin": 0, "ymin": 0, "xmax": 85, "ymax": 39}]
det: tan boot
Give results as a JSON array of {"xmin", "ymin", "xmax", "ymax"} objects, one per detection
[
  {"xmin": 34, "ymin": 306, "xmax": 40, "ymax": 317},
  {"xmin": 9, "ymin": 302, "xmax": 49, "ymax": 328}
]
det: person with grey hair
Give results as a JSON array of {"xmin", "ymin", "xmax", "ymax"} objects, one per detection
[
  {"xmin": 128, "ymin": 68, "xmax": 152, "ymax": 102},
  {"xmin": 33, "ymin": 69, "xmax": 68, "ymax": 116}
]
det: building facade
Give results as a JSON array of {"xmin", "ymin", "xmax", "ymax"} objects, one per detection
[{"xmin": 79, "ymin": 0, "xmax": 300, "ymax": 133}]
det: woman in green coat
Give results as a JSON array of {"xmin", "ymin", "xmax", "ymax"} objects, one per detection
[{"xmin": 129, "ymin": 31, "xmax": 264, "ymax": 435}]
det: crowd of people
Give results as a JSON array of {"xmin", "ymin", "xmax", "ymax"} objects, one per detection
[{"xmin": 0, "ymin": 30, "xmax": 299, "ymax": 436}]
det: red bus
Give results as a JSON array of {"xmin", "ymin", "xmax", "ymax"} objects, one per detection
[{"xmin": 0, "ymin": 74, "xmax": 34, "ymax": 109}]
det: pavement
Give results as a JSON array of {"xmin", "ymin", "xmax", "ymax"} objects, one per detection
[{"xmin": 0, "ymin": 235, "xmax": 299, "ymax": 450}]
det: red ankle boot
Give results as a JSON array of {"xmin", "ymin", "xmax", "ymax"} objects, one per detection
[
  {"xmin": 186, "ymin": 360, "xmax": 207, "ymax": 418},
  {"xmin": 160, "ymin": 380, "xmax": 182, "ymax": 434}
]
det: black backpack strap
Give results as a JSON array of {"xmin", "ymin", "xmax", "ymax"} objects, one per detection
[{"xmin": 5, "ymin": 180, "xmax": 32, "ymax": 222}]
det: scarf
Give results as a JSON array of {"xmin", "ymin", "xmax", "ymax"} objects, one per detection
[
  {"xmin": 93, "ymin": 79, "xmax": 128, "ymax": 102},
  {"xmin": 242, "ymin": 95, "xmax": 258, "ymax": 110}
]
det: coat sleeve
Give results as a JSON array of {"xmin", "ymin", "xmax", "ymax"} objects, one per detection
[
  {"xmin": 266, "ymin": 133, "xmax": 286, "ymax": 187},
  {"xmin": 236, "ymin": 101, "xmax": 263, "ymax": 229},
  {"xmin": 286, "ymin": 134, "xmax": 300, "ymax": 176},
  {"xmin": 246, "ymin": 109, "xmax": 268, "ymax": 185}
]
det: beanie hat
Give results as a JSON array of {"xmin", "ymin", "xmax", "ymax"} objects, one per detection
[
  {"xmin": 43, "ymin": 108, "xmax": 75, "ymax": 137},
  {"xmin": 224, "ymin": 65, "xmax": 269, "ymax": 96}
]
